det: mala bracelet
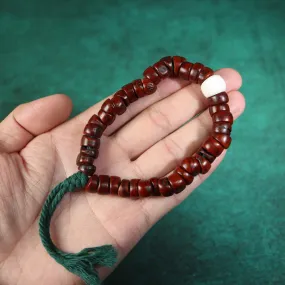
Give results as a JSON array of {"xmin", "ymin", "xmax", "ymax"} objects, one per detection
[
  {"xmin": 77, "ymin": 55, "xmax": 233, "ymax": 197},
  {"xmin": 39, "ymin": 55, "xmax": 234, "ymax": 285}
]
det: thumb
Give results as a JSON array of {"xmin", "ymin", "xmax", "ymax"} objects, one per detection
[{"xmin": 0, "ymin": 94, "xmax": 73, "ymax": 153}]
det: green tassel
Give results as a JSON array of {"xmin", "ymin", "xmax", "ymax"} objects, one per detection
[{"xmin": 39, "ymin": 172, "xmax": 117, "ymax": 285}]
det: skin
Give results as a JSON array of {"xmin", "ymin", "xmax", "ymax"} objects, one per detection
[{"xmin": 0, "ymin": 68, "xmax": 245, "ymax": 285}]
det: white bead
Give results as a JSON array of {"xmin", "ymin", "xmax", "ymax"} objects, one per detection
[{"xmin": 201, "ymin": 75, "xmax": 226, "ymax": 98}]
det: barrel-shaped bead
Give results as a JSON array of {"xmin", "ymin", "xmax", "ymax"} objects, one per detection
[
  {"xmin": 97, "ymin": 175, "xmax": 110, "ymax": 194},
  {"xmin": 193, "ymin": 154, "xmax": 211, "ymax": 174},
  {"xmin": 207, "ymin": 92, "xmax": 229, "ymax": 105},
  {"xmin": 178, "ymin": 61, "xmax": 193, "ymax": 80},
  {"xmin": 122, "ymin": 83, "xmax": 138, "ymax": 103},
  {"xmin": 110, "ymin": 176, "xmax": 121, "ymax": 195},
  {"xmin": 158, "ymin": 177, "xmax": 174, "ymax": 197},
  {"xmin": 160, "ymin": 56, "xmax": 174, "ymax": 76},
  {"xmin": 143, "ymin": 66, "xmax": 161, "ymax": 84},
  {"xmin": 180, "ymin": 157, "xmax": 201, "ymax": 176},
  {"xmin": 132, "ymin": 79, "xmax": 145, "ymax": 98},
  {"xmin": 76, "ymin": 153, "xmax": 95, "ymax": 166},
  {"xmin": 172, "ymin": 56, "xmax": 186, "ymax": 77},
  {"xmin": 85, "ymin": 175, "xmax": 99, "ymax": 192},
  {"xmin": 84, "ymin": 123, "xmax": 103, "ymax": 138},
  {"xmin": 209, "ymin": 104, "xmax": 230, "ymax": 116},
  {"xmin": 88, "ymin": 114, "xmax": 106, "ymax": 129},
  {"xmin": 175, "ymin": 167, "xmax": 194, "ymax": 185},
  {"xmin": 101, "ymin": 99, "xmax": 116, "ymax": 115},
  {"xmin": 168, "ymin": 171, "xmax": 186, "ymax": 194},
  {"xmin": 80, "ymin": 146, "xmax": 99, "ymax": 159},
  {"xmin": 198, "ymin": 66, "xmax": 214, "ymax": 84},
  {"xmin": 98, "ymin": 110, "xmax": 115, "ymax": 126},
  {"xmin": 213, "ymin": 122, "xmax": 232, "ymax": 135},
  {"xmin": 198, "ymin": 148, "xmax": 216, "ymax": 163},
  {"xmin": 201, "ymin": 75, "xmax": 226, "ymax": 98},
  {"xmin": 114, "ymin": 90, "xmax": 130, "ymax": 106},
  {"xmin": 111, "ymin": 95, "xmax": 127, "ymax": 115},
  {"xmin": 212, "ymin": 111, "xmax": 233, "ymax": 124},
  {"xmin": 78, "ymin": 164, "xmax": 96, "ymax": 176},
  {"xmin": 150, "ymin": 177, "xmax": 160, "ymax": 196},
  {"xmin": 138, "ymin": 180, "xmax": 153, "ymax": 197},
  {"xmin": 141, "ymin": 78, "xmax": 157, "ymax": 95},
  {"xmin": 130, "ymin": 179, "xmax": 140, "ymax": 198},
  {"xmin": 81, "ymin": 135, "xmax": 100, "ymax": 149},
  {"xmin": 213, "ymin": 134, "xmax": 232, "ymax": 149},
  {"xmin": 118, "ymin": 179, "xmax": 130, "ymax": 197},
  {"xmin": 202, "ymin": 137, "xmax": 224, "ymax": 157},
  {"xmin": 153, "ymin": 61, "xmax": 170, "ymax": 78},
  {"xmin": 189, "ymin": 63, "xmax": 204, "ymax": 83}
]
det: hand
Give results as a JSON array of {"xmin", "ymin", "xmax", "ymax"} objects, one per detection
[{"xmin": 0, "ymin": 68, "xmax": 244, "ymax": 285}]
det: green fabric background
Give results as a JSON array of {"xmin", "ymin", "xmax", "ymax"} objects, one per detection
[{"xmin": 1, "ymin": 0, "xmax": 285, "ymax": 284}]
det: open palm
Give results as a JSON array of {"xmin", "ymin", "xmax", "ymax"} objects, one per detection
[{"xmin": 0, "ymin": 68, "xmax": 244, "ymax": 285}]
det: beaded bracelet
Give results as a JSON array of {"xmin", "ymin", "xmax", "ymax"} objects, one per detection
[
  {"xmin": 39, "ymin": 55, "xmax": 233, "ymax": 285},
  {"xmin": 78, "ymin": 55, "xmax": 233, "ymax": 197}
]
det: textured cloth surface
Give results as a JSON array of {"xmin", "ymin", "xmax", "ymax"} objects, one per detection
[{"xmin": 1, "ymin": 0, "xmax": 285, "ymax": 284}]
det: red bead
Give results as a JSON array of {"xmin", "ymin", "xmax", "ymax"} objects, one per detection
[
  {"xmin": 193, "ymin": 154, "xmax": 211, "ymax": 174},
  {"xmin": 212, "ymin": 111, "xmax": 234, "ymax": 124},
  {"xmin": 132, "ymin": 79, "xmax": 145, "ymax": 98},
  {"xmin": 213, "ymin": 122, "xmax": 232, "ymax": 135},
  {"xmin": 178, "ymin": 62, "xmax": 193, "ymax": 80},
  {"xmin": 118, "ymin": 179, "xmax": 130, "ymax": 197},
  {"xmin": 160, "ymin": 56, "xmax": 174, "ymax": 76},
  {"xmin": 80, "ymin": 146, "xmax": 99, "ymax": 159},
  {"xmin": 84, "ymin": 122, "xmax": 105, "ymax": 138},
  {"xmin": 98, "ymin": 110, "xmax": 115, "ymax": 126},
  {"xmin": 110, "ymin": 176, "xmax": 121, "ymax": 195},
  {"xmin": 213, "ymin": 134, "xmax": 232, "ymax": 149},
  {"xmin": 189, "ymin": 62, "xmax": 204, "ymax": 83},
  {"xmin": 122, "ymin": 83, "xmax": 138, "ymax": 103},
  {"xmin": 76, "ymin": 153, "xmax": 95, "ymax": 166},
  {"xmin": 150, "ymin": 177, "xmax": 160, "ymax": 196},
  {"xmin": 141, "ymin": 78, "xmax": 157, "ymax": 95},
  {"xmin": 172, "ymin": 56, "xmax": 186, "ymax": 77},
  {"xmin": 111, "ymin": 95, "xmax": 127, "ymax": 115},
  {"xmin": 208, "ymin": 92, "xmax": 229, "ymax": 105},
  {"xmin": 101, "ymin": 99, "xmax": 116, "ymax": 115},
  {"xmin": 202, "ymin": 137, "xmax": 224, "ymax": 157},
  {"xmin": 198, "ymin": 66, "xmax": 214, "ymax": 84},
  {"xmin": 180, "ymin": 157, "xmax": 201, "ymax": 176},
  {"xmin": 168, "ymin": 171, "xmax": 186, "ymax": 194},
  {"xmin": 153, "ymin": 61, "xmax": 170, "ymax": 78},
  {"xmin": 85, "ymin": 175, "xmax": 99, "ymax": 192},
  {"xmin": 130, "ymin": 179, "xmax": 140, "ymax": 198},
  {"xmin": 198, "ymin": 148, "xmax": 216, "ymax": 163},
  {"xmin": 143, "ymin": 66, "xmax": 161, "ymax": 84},
  {"xmin": 81, "ymin": 135, "xmax": 100, "ymax": 149},
  {"xmin": 175, "ymin": 167, "xmax": 194, "ymax": 185},
  {"xmin": 97, "ymin": 175, "xmax": 110, "ymax": 194},
  {"xmin": 138, "ymin": 180, "xmax": 153, "ymax": 197},
  {"xmin": 78, "ymin": 164, "xmax": 96, "ymax": 176},
  {"xmin": 84, "ymin": 123, "xmax": 104, "ymax": 138},
  {"xmin": 158, "ymin": 177, "xmax": 174, "ymax": 197},
  {"xmin": 209, "ymin": 104, "xmax": 230, "ymax": 116},
  {"xmin": 114, "ymin": 90, "xmax": 130, "ymax": 106},
  {"xmin": 88, "ymin": 114, "xmax": 106, "ymax": 129}
]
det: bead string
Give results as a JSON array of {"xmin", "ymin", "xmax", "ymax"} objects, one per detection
[
  {"xmin": 39, "ymin": 55, "xmax": 234, "ymax": 285},
  {"xmin": 77, "ymin": 56, "xmax": 233, "ymax": 197}
]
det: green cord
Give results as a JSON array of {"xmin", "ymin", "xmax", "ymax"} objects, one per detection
[{"xmin": 39, "ymin": 171, "xmax": 117, "ymax": 285}]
